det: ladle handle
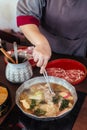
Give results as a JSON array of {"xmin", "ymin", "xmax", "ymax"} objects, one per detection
[
  {"xmin": 43, "ymin": 69, "xmax": 55, "ymax": 95},
  {"xmin": 13, "ymin": 42, "xmax": 18, "ymax": 64}
]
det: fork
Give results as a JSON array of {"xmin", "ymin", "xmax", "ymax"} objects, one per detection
[{"xmin": 43, "ymin": 69, "xmax": 55, "ymax": 95}]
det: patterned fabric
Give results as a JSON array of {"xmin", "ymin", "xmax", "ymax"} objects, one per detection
[{"xmin": 16, "ymin": 0, "xmax": 87, "ymax": 57}]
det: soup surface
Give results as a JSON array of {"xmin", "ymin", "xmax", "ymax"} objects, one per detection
[{"xmin": 19, "ymin": 83, "xmax": 74, "ymax": 117}]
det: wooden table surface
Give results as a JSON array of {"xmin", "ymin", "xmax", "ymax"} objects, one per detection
[{"xmin": 0, "ymin": 42, "xmax": 87, "ymax": 130}]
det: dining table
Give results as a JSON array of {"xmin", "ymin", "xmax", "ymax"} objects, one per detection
[{"xmin": 0, "ymin": 41, "xmax": 87, "ymax": 130}]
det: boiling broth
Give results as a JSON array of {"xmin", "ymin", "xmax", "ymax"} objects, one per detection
[{"xmin": 19, "ymin": 83, "xmax": 74, "ymax": 117}]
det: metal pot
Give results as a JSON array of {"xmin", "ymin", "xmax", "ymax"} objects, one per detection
[{"xmin": 16, "ymin": 76, "xmax": 78, "ymax": 121}]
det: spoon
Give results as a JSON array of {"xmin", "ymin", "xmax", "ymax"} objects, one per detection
[
  {"xmin": 43, "ymin": 69, "xmax": 55, "ymax": 95},
  {"xmin": 13, "ymin": 42, "xmax": 18, "ymax": 64}
]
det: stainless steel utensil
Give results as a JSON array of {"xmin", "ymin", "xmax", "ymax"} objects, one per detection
[
  {"xmin": 13, "ymin": 42, "xmax": 18, "ymax": 64},
  {"xmin": 43, "ymin": 69, "xmax": 55, "ymax": 95}
]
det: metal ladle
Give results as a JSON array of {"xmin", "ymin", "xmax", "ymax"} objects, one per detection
[
  {"xmin": 13, "ymin": 42, "xmax": 18, "ymax": 64},
  {"xmin": 43, "ymin": 69, "xmax": 55, "ymax": 95}
]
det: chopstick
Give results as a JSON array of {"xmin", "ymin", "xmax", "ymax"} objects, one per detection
[
  {"xmin": 0, "ymin": 47, "xmax": 16, "ymax": 64},
  {"xmin": 43, "ymin": 69, "xmax": 55, "ymax": 95},
  {"xmin": 0, "ymin": 39, "xmax": 15, "ymax": 64}
]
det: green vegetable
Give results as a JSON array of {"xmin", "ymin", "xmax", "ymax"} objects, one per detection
[
  {"xmin": 34, "ymin": 108, "xmax": 46, "ymax": 116},
  {"xmin": 52, "ymin": 96, "xmax": 59, "ymax": 104},
  {"xmin": 30, "ymin": 99, "xmax": 36, "ymax": 109},
  {"xmin": 52, "ymin": 95, "xmax": 62, "ymax": 104},
  {"xmin": 59, "ymin": 99, "xmax": 69, "ymax": 111}
]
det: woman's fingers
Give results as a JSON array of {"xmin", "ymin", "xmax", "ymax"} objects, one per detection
[
  {"xmin": 32, "ymin": 46, "xmax": 51, "ymax": 74},
  {"xmin": 36, "ymin": 56, "xmax": 44, "ymax": 67},
  {"xmin": 40, "ymin": 58, "xmax": 48, "ymax": 74},
  {"xmin": 33, "ymin": 53, "xmax": 49, "ymax": 73},
  {"xmin": 33, "ymin": 55, "xmax": 39, "ymax": 62},
  {"xmin": 33, "ymin": 50, "xmax": 44, "ymax": 67}
]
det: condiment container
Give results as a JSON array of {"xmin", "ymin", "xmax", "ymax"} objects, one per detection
[{"xmin": 5, "ymin": 56, "xmax": 33, "ymax": 83}]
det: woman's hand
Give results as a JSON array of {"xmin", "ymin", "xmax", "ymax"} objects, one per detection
[{"xmin": 33, "ymin": 44, "xmax": 51, "ymax": 74}]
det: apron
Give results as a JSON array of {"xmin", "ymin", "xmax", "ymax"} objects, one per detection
[{"xmin": 40, "ymin": 0, "xmax": 87, "ymax": 57}]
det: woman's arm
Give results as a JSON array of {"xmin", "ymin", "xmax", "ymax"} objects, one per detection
[
  {"xmin": 16, "ymin": 0, "xmax": 51, "ymax": 73},
  {"xmin": 20, "ymin": 24, "xmax": 52, "ymax": 73}
]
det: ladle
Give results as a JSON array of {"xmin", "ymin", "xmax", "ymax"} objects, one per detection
[
  {"xmin": 43, "ymin": 69, "xmax": 55, "ymax": 95},
  {"xmin": 13, "ymin": 42, "xmax": 18, "ymax": 64}
]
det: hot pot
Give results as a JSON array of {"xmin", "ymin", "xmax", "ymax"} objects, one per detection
[{"xmin": 16, "ymin": 76, "xmax": 78, "ymax": 121}]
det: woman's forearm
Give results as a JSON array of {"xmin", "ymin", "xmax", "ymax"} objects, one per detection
[
  {"xmin": 19, "ymin": 24, "xmax": 52, "ymax": 73},
  {"xmin": 20, "ymin": 24, "xmax": 50, "ymax": 47}
]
